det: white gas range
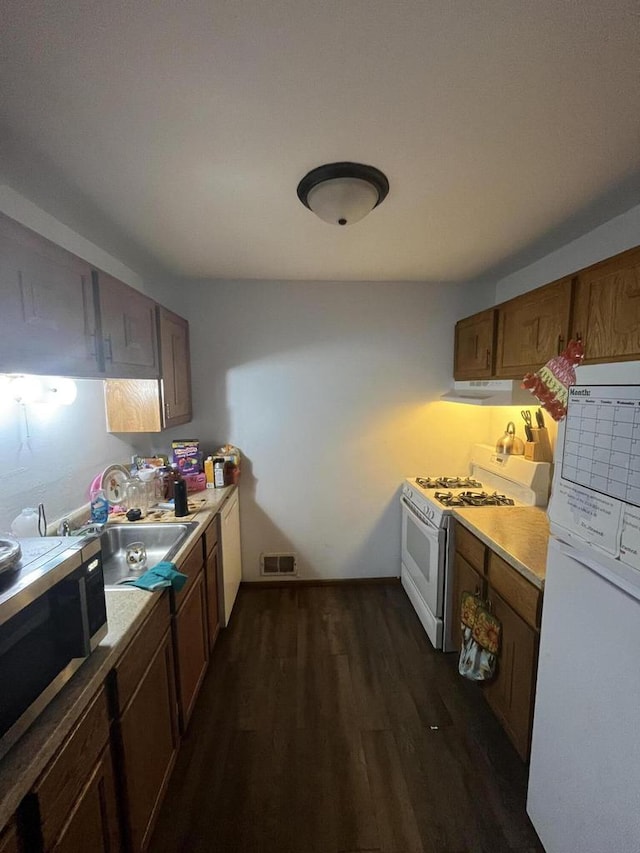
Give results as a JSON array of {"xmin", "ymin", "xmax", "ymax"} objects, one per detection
[{"xmin": 400, "ymin": 445, "xmax": 551, "ymax": 651}]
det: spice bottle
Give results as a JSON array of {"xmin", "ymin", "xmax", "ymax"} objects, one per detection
[{"xmin": 213, "ymin": 458, "xmax": 225, "ymax": 488}]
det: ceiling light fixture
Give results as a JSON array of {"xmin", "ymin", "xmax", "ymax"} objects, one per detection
[{"xmin": 297, "ymin": 162, "xmax": 389, "ymax": 226}]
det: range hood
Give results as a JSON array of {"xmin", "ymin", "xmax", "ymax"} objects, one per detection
[{"xmin": 441, "ymin": 379, "xmax": 533, "ymax": 406}]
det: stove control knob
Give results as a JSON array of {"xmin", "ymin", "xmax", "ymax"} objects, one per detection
[{"xmin": 405, "ymin": 487, "xmax": 413, "ymax": 499}]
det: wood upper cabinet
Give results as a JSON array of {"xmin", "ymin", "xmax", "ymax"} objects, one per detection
[
  {"xmin": 112, "ymin": 596, "xmax": 179, "ymax": 853},
  {"xmin": 95, "ymin": 270, "xmax": 158, "ymax": 379},
  {"xmin": 28, "ymin": 686, "xmax": 120, "ymax": 853},
  {"xmin": 495, "ymin": 276, "xmax": 573, "ymax": 377},
  {"xmin": 0, "ymin": 212, "xmax": 99, "ymax": 376},
  {"xmin": 103, "ymin": 306, "xmax": 192, "ymax": 432},
  {"xmin": 158, "ymin": 306, "xmax": 192, "ymax": 428},
  {"xmin": 571, "ymin": 246, "xmax": 640, "ymax": 364},
  {"xmin": 483, "ymin": 589, "xmax": 538, "ymax": 761},
  {"xmin": 454, "ymin": 309, "xmax": 496, "ymax": 380}
]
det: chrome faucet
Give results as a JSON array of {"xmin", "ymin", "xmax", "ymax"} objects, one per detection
[{"xmin": 58, "ymin": 518, "xmax": 71, "ymax": 536}]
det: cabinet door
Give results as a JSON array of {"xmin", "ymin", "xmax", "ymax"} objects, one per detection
[
  {"xmin": 51, "ymin": 746, "xmax": 120, "ymax": 853},
  {"xmin": 96, "ymin": 271, "xmax": 158, "ymax": 379},
  {"xmin": 174, "ymin": 570, "xmax": 209, "ymax": 732},
  {"xmin": 0, "ymin": 820, "xmax": 20, "ymax": 853},
  {"xmin": 483, "ymin": 589, "xmax": 538, "ymax": 761},
  {"xmin": 453, "ymin": 309, "xmax": 496, "ymax": 380},
  {"xmin": 450, "ymin": 552, "xmax": 485, "ymax": 653},
  {"xmin": 495, "ymin": 277, "xmax": 573, "ymax": 377},
  {"xmin": 204, "ymin": 542, "xmax": 220, "ymax": 653},
  {"xmin": 571, "ymin": 247, "xmax": 640, "ymax": 363},
  {"xmin": 119, "ymin": 630, "xmax": 179, "ymax": 853},
  {"xmin": 158, "ymin": 306, "xmax": 192, "ymax": 427},
  {"xmin": 32, "ymin": 687, "xmax": 111, "ymax": 852},
  {"xmin": 0, "ymin": 212, "xmax": 98, "ymax": 376}
]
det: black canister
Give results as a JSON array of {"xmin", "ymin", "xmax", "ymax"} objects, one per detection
[{"xmin": 174, "ymin": 477, "xmax": 188, "ymax": 517}]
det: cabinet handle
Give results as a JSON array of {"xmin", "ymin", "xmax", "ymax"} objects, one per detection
[
  {"xmin": 485, "ymin": 348, "xmax": 490, "ymax": 368},
  {"xmin": 534, "ymin": 317, "xmax": 540, "ymax": 350},
  {"xmin": 557, "ymin": 334, "xmax": 564, "ymax": 354},
  {"xmin": 165, "ymin": 402, "xmax": 171, "ymax": 419},
  {"xmin": 89, "ymin": 332, "xmax": 98, "ymax": 360},
  {"xmin": 104, "ymin": 335, "xmax": 113, "ymax": 362},
  {"xmin": 475, "ymin": 585, "xmax": 481, "ymax": 596}
]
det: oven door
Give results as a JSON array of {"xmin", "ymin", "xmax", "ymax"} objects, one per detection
[{"xmin": 400, "ymin": 497, "xmax": 445, "ymax": 648}]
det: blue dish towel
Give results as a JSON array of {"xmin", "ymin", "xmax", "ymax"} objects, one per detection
[{"xmin": 121, "ymin": 561, "xmax": 188, "ymax": 592}]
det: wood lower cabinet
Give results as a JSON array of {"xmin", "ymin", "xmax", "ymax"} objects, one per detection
[
  {"xmin": 0, "ymin": 211, "xmax": 99, "ymax": 376},
  {"xmin": 28, "ymin": 686, "xmax": 119, "ymax": 853},
  {"xmin": 453, "ymin": 309, "xmax": 496, "ymax": 380},
  {"xmin": 113, "ymin": 597, "xmax": 179, "ymax": 853},
  {"xmin": 571, "ymin": 246, "xmax": 640, "ymax": 364},
  {"xmin": 49, "ymin": 746, "xmax": 119, "ymax": 853},
  {"xmin": 450, "ymin": 552, "xmax": 485, "ymax": 652},
  {"xmin": 174, "ymin": 569, "xmax": 209, "ymax": 733},
  {"xmin": 495, "ymin": 276, "xmax": 573, "ymax": 378},
  {"xmin": 483, "ymin": 589, "xmax": 538, "ymax": 761},
  {"xmin": 0, "ymin": 820, "xmax": 20, "ymax": 853},
  {"xmin": 451, "ymin": 521, "xmax": 541, "ymax": 761},
  {"xmin": 203, "ymin": 519, "xmax": 221, "ymax": 653}
]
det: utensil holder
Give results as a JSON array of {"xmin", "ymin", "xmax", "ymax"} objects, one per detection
[{"xmin": 525, "ymin": 427, "xmax": 553, "ymax": 462}]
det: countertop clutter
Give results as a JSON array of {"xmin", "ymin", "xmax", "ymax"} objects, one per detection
[
  {"xmin": 0, "ymin": 486, "xmax": 234, "ymax": 832},
  {"xmin": 452, "ymin": 505, "xmax": 550, "ymax": 589}
]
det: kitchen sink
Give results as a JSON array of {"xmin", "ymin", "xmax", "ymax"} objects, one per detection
[{"xmin": 100, "ymin": 522, "xmax": 199, "ymax": 588}]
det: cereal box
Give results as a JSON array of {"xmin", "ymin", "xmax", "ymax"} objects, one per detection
[{"xmin": 171, "ymin": 439, "xmax": 201, "ymax": 474}]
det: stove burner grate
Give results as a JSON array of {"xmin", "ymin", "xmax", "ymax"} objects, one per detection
[
  {"xmin": 434, "ymin": 490, "xmax": 516, "ymax": 507},
  {"xmin": 416, "ymin": 476, "xmax": 483, "ymax": 490}
]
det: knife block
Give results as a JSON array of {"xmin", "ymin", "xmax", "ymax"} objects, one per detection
[{"xmin": 525, "ymin": 427, "xmax": 553, "ymax": 462}]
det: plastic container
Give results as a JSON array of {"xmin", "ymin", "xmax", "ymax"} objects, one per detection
[
  {"xmin": 10, "ymin": 508, "xmax": 40, "ymax": 538},
  {"xmin": 90, "ymin": 489, "xmax": 109, "ymax": 525}
]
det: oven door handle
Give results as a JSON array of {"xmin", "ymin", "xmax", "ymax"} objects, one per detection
[{"xmin": 401, "ymin": 496, "xmax": 439, "ymax": 536}]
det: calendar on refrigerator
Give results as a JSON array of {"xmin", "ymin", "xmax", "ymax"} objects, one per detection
[{"xmin": 561, "ymin": 384, "xmax": 640, "ymax": 508}]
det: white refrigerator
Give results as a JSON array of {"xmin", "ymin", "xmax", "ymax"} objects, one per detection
[{"xmin": 527, "ymin": 361, "xmax": 640, "ymax": 853}]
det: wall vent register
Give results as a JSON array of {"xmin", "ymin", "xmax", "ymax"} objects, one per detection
[{"xmin": 260, "ymin": 553, "xmax": 297, "ymax": 576}]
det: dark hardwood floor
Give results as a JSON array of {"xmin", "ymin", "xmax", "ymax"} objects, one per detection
[{"xmin": 149, "ymin": 583, "xmax": 543, "ymax": 853}]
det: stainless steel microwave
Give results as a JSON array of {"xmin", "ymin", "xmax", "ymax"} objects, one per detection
[{"xmin": 0, "ymin": 536, "xmax": 108, "ymax": 760}]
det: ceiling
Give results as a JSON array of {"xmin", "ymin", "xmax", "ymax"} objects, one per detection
[{"xmin": 1, "ymin": 0, "xmax": 639, "ymax": 283}]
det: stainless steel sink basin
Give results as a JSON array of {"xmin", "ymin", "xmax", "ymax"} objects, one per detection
[{"xmin": 101, "ymin": 522, "xmax": 199, "ymax": 588}]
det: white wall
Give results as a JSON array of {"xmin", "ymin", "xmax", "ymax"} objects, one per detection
[
  {"xmin": 495, "ymin": 203, "xmax": 640, "ymax": 302},
  {"xmin": 143, "ymin": 279, "xmax": 496, "ymax": 581},
  {"xmin": 0, "ymin": 381, "xmax": 137, "ymax": 531},
  {"xmin": 0, "ymin": 185, "xmax": 146, "ymax": 293},
  {"xmin": 0, "ymin": 188, "xmax": 142, "ymax": 529}
]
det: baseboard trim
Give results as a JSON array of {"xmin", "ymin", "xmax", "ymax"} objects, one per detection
[{"xmin": 241, "ymin": 576, "xmax": 401, "ymax": 589}]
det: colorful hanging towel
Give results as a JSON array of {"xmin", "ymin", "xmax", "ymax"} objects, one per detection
[
  {"xmin": 458, "ymin": 591, "xmax": 501, "ymax": 682},
  {"xmin": 521, "ymin": 338, "xmax": 584, "ymax": 421}
]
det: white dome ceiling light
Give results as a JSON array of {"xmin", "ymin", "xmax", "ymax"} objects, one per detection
[{"xmin": 297, "ymin": 162, "xmax": 389, "ymax": 226}]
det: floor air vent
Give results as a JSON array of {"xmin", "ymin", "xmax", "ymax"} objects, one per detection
[{"xmin": 260, "ymin": 553, "xmax": 297, "ymax": 576}]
